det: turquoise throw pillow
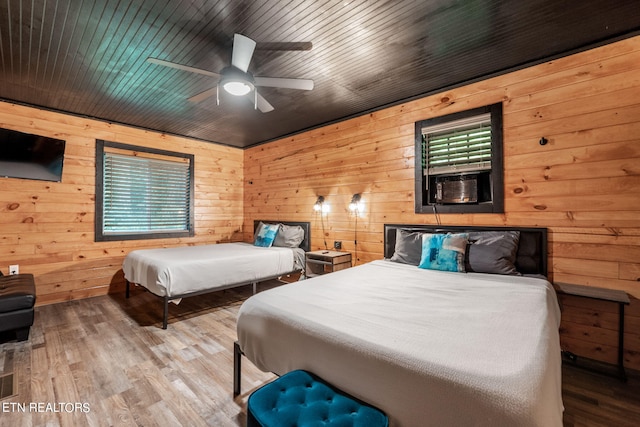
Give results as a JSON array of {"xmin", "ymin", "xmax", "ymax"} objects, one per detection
[
  {"xmin": 254, "ymin": 222, "xmax": 279, "ymax": 247},
  {"xmin": 418, "ymin": 233, "xmax": 468, "ymax": 272}
]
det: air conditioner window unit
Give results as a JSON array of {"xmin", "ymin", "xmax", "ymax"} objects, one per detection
[{"xmin": 435, "ymin": 174, "xmax": 478, "ymax": 204}]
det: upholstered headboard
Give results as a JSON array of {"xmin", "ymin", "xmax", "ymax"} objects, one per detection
[
  {"xmin": 254, "ymin": 220, "xmax": 311, "ymax": 253},
  {"xmin": 383, "ymin": 224, "xmax": 548, "ymax": 276}
]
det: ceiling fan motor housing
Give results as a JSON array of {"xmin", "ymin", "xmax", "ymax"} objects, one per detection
[{"xmin": 220, "ymin": 66, "xmax": 255, "ymax": 96}]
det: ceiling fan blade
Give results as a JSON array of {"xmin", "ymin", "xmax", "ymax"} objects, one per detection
[
  {"xmin": 147, "ymin": 57, "xmax": 219, "ymax": 77},
  {"xmin": 256, "ymin": 92, "xmax": 274, "ymax": 113},
  {"xmin": 188, "ymin": 87, "xmax": 217, "ymax": 103},
  {"xmin": 231, "ymin": 34, "xmax": 256, "ymax": 72},
  {"xmin": 254, "ymin": 76, "xmax": 314, "ymax": 91}
]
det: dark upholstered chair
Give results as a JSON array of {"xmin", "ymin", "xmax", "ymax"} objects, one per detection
[{"xmin": 0, "ymin": 273, "xmax": 36, "ymax": 341}]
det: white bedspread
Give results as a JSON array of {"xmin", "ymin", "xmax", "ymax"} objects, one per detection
[
  {"xmin": 237, "ymin": 259, "xmax": 563, "ymax": 427},
  {"xmin": 123, "ymin": 242, "xmax": 303, "ymax": 298}
]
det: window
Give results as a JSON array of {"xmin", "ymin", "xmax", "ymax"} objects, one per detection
[
  {"xmin": 415, "ymin": 103, "xmax": 503, "ymax": 214},
  {"xmin": 95, "ymin": 140, "xmax": 194, "ymax": 241},
  {"xmin": 424, "ymin": 113, "xmax": 492, "ymax": 175}
]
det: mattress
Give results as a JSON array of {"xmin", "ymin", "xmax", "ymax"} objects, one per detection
[
  {"xmin": 237, "ymin": 259, "xmax": 563, "ymax": 427},
  {"xmin": 123, "ymin": 242, "xmax": 304, "ymax": 298}
]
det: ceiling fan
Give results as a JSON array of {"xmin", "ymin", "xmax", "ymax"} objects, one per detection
[{"xmin": 147, "ymin": 34, "xmax": 314, "ymax": 113}]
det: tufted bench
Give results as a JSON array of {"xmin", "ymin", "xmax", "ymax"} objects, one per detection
[
  {"xmin": 247, "ymin": 370, "xmax": 388, "ymax": 427},
  {"xmin": 0, "ymin": 273, "xmax": 36, "ymax": 341}
]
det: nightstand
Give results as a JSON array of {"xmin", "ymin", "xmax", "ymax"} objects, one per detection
[
  {"xmin": 305, "ymin": 250, "xmax": 352, "ymax": 278},
  {"xmin": 554, "ymin": 282, "xmax": 630, "ymax": 381}
]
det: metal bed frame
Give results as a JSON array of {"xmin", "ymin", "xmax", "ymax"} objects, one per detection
[{"xmin": 125, "ymin": 220, "xmax": 310, "ymax": 329}]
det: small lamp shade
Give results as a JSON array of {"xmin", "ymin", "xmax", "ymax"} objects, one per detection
[
  {"xmin": 349, "ymin": 194, "xmax": 363, "ymax": 213},
  {"xmin": 313, "ymin": 196, "xmax": 330, "ymax": 213}
]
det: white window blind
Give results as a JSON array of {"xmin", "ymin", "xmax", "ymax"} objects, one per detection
[
  {"xmin": 102, "ymin": 151, "xmax": 191, "ymax": 235},
  {"xmin": 423, "ymin": 113, "xmax": 492, "ymax": 175}
]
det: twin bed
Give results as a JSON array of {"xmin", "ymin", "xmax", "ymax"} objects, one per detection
[
  {"xmin": 122, "ymin": 220, "xmax": 310, "ymax": 329},
  {"xmin": 235, "ymin": 224, "xmax": 563, "ymax": 427}
]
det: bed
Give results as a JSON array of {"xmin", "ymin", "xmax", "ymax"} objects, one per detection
[
  {"xmin": 235, "ymin": 224, "xmax": 563, "ymax": 427},
  {"xmin": 123, "ymin": 220, "xmax": 310, "ymax": 329}
]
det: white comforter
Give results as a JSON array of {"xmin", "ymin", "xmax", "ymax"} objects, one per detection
[
  {"xmin": 123, "ymin": 242, "xmax": 303, "ymax": 298},
  {"xmin": 237, "ymin": 259, "xmax": 563, "ymax": 427}
]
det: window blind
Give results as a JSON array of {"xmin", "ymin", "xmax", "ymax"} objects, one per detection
[
  {"xmin": 102, "ymin": 152, "xmax": 191, "ymax": 234},
  {"xmin": 423, "ymin": 113, "xmax": 492, "ymax": 175}
]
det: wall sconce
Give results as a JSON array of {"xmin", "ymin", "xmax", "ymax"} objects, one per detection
[
  {"xmin": 349, "ymin": 193, "xmax": 364, "ymax": 214},
  {"xmin": 313, "ymin": 196, "xmax": 330, "ymax": 213}
]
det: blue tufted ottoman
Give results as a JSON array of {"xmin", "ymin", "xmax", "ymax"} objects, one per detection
[{"xmin": 247, "ymin": 370, "xmax": 388, "ymax": 427}]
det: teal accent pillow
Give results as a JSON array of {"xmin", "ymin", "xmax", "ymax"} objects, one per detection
[
  {"xmin": 254, "ymin": 222, "xmax": 279, "ymax": 247},
  {"xmin": 418, "ymin": 233, "xmax": 469, "ymax": 272}
]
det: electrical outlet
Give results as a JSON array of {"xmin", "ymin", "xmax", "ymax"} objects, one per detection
[
  {"xmin": 9, "ymin": 264, "xmax": 19, "ymax": 275},
  {"xmin": 333, "ymin": 241, "xmax": 342, "ymax": 250}
]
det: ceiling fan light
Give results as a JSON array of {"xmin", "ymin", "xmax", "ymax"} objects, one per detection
[{"xmin": 223, "ymin": 80, "xmax": 252, "ymax": 96}]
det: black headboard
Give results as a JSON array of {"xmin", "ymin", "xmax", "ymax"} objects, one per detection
[
  {"xmin": 384, "ymin": 224, "xmax": 548, "ymax": 276},
  {"xmin": 254, "ymin": 220, "xmax": 311, "ymax": 253}
]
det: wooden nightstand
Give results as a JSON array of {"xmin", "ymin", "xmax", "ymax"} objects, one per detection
[
  {"xmin": 554, "ymin": 282, "xmax": 630, "ymax": 381},
  {"xmin": 305, "ymin": 250, "xmax": 352, "ymax": 278}
]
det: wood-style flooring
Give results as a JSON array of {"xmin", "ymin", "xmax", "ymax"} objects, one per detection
[{"xmin": 1, "ymin": 280, "xmax": 639, "ymax": 427}]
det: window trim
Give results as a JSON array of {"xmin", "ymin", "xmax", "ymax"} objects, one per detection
[
  {"xmin": 95, "ymin": 140, "xmax": 195, "ymax": 242},
  {"xmin": 414, "ymin": 103, "xmax": 504, "ymax": 214}
]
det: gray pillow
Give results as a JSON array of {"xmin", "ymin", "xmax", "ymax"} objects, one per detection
[
  {"xmin": 273, "ymin": 223, "xmax": 305, "ymax": 248},
  {"xmin": 466, "ymin": 231, "xmax": 521, "ymax": 275},
  {"xmin": 389, "ymin": 229, "xmax": 423, "ymax": 266}
]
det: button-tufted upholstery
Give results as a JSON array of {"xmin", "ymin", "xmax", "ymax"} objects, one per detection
[
  {"xmin": 247, "ymin": 370, "xmax": 388, "ymax": 427},
  {"xmin": 0, "ymin": 273, "xmax": 36, "ymax": 341}
]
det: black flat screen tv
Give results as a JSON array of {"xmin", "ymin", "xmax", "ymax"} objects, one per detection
[{"xmin": 0, "ymin": 127, "xmax": 66, "ymax": 182}]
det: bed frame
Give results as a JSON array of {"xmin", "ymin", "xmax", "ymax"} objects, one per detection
[
  {"xmin": 234, "ymin": 223, "xmax": 548, "ymax": 396},
  {"xmin": 384, "ymin": 223, "xmax": 548, "ymax": 276},
  {"xmin": 125, "ymin": 220, "xmax": 310, "ymax": 329}
]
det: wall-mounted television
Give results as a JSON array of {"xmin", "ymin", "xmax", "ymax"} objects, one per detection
[{"xmin": 0, "ymin": 127, "xmax": 66, "ymax": 182}]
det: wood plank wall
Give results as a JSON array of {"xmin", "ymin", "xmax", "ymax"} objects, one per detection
[
  {"xmin": 244, "ymin": 36, "xmax": 640, "ymax": 370},
  {"xmin": 0, "ymin": 102, "xmax": 244, "ymax": 305}
]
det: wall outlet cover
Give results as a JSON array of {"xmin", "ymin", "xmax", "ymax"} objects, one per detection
[
  {"xmin": 333, "ymin": 241, "xmax": 342, "ymax": 250},
  {"xmin": 9, "ymin": 265, "xmax": 19, "ymax": 275}
]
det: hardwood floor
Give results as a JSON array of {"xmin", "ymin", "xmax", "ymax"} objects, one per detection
[
  {"xmin": 1, "ymin": 281, "xmax": 639, "ymax": 427},
  {"xmin": 562, "ymin": 361, "xmax": 640, "ymax": 426}
]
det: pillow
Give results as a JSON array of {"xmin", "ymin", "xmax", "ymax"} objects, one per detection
[
  {"xmin": 253, "ymin": 221, "xmax": 265, "ymax": 242},
  {"xmin": 389, "ymin": 229, "xmax": 424, "ymax": 265},
  {"xmin": 253, "ymin": 222, "xmax": 279, "ymax": 247},
  {"xmin": 466, "ymin": 231, "xmax": 521, "ymax": 275},
  {"xmin": 273, "ymin": 223, "xmax": 305, "ymax": 248},
  {"xmin": 418, "ymin": 233, "xmax": 468, "ymax": 272}
]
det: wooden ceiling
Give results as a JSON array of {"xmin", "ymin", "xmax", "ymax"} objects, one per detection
[{"xmin": 0, "ymin": 0, "xmax": 639, "ymax": 148}]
